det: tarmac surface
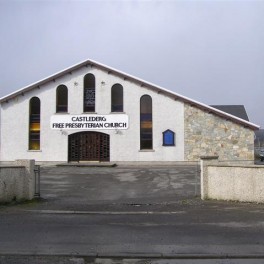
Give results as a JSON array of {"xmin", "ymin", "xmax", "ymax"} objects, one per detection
[
  {"xmin": 37, "ymin": 164, "xmax": 200, "ymax": 210},
  {"xmin": 0, "ymin": 164, "xmax": 264, "ymax": 264}
]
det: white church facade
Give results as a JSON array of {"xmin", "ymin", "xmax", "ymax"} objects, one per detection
[{"xmin": 0, "ymin": 59, "xmax": 259, "ymax": 163}]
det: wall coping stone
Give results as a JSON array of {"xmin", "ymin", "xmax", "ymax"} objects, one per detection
[
  {"xmin": 0, "ymin": 166, "xmax": 25, "ymax": 168},
  {"xmin": 207, "ymin": 164, "xmax": 264, "ymax": 169},
  {"xmin": 200, "ymin": 156, "xmax": 219, "ymax": 160}
]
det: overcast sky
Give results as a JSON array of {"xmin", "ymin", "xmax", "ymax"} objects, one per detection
[{"xmin": 0, "ymin": 0, "xmax": 264, "ymax": 127}]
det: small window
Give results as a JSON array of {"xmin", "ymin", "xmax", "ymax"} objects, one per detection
[
  {"xmin": 56, "ymin": 85, "xmax": 68, "ymax": 113},
  {"xmin": 84, "ymin": 73, "xmax": 95, "ymax": 112},
  {"xmin": 140, "ymin": 95, "xmax": 152, "ymax": 149},
  {"xmin": 163, "ymin": 129, "xmax": 175, "ymax": 146},
  {"xmin": 111, "ymin": 84, "xmax": 123, "ymax": 112},
  {"xmin": 29, "ymin": 97, "xmax": 41, "ymax": 150}
]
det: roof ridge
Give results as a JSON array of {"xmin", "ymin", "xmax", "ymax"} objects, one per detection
[{"xmin": 0, "ymin": 58, "xmax": 260, "ymax": 130}]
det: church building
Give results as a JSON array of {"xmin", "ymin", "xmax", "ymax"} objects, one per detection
[{"xmin": 0, "ymin": 59, "xmax": 259, "ymax": 163}]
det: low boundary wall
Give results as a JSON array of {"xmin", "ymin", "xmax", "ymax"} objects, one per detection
[
  {"xmin": 201, "ymin": 157, "xmax": 264, "ymax": 203},
  {"xmin": 0, "ymin": 160, "xmax": 35, "ymax": 203}
]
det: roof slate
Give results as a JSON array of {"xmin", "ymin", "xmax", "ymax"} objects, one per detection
[{"xmin": 210, "ymin": 105, "xmax": 249, "ymax": 121}]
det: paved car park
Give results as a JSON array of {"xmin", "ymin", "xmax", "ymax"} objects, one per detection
[{"xmin": 37, "ymin": 164, "xmax": 200, "ymax": 211}]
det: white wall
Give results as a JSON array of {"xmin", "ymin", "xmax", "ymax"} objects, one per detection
[
  {"xmin": 0, "ymin": 160, "xmax": 35, "ymax": 203},
  {"xmin": 0, "ymin": 66, "xmax": 184, "ymax": 162},
  {"xmin": 201, "ymin": 158, "xmax": 264, "ymax": 203}
]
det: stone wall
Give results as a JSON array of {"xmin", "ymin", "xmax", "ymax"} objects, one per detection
[{"xmin": 184, "ymin": 104, "xmax": 255, "ymax": 161}]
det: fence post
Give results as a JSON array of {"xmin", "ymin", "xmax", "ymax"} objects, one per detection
[
  {"xmin": 195, "ymin": 161, "xmax": 200, "ymax": 197},
  {"xmin": 200, "ymin": 156, "xmax": 219, "ymax": 200},
  {"xmin": 15, "ymin": 159, "xmax": 35, "ymax": 200},
  {"xmin": 34, "ymin": 165, "xmax": 40, "ymax": 198}
]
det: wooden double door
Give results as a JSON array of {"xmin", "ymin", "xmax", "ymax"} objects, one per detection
[{"xmin": 68, "ymin": 132, "xmax": 110, "ymax": 162}]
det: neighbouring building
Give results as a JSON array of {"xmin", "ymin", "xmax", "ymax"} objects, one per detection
[
  {"xmin": 210, "ymin": 105, "xmax": 249, "ymax": 122},
  {"xmin": 255, "ymin": 129, "xmax": 264, "ymax": 149},
  {"xmin": 0, "ymin": 59, "xmax": 259, "ymax": 163}
]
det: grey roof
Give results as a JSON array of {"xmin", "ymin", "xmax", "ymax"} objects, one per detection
[
  {"xmin": 0, "ymin": 58, "xmax": 259, "ymax": 130},
  {"xmin": 210, "ymin": 105, "xmax": 249, "ymax": 121}
]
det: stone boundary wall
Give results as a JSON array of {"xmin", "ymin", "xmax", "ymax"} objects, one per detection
[
  {"xmin": 201, "ymin": 157, "xmax": 264, "ymax": 203},
  {"xmin": 184, "ymin": 104, "xmax": 255, "ymax": 161},
  {"xmin": 0, "ymin": 160, "xmax": 35, "ymax": 203}
]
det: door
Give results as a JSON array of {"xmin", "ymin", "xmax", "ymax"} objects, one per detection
[{"xmin": 68, "ymin": 132, "xmax": 110, "ymax": 162}]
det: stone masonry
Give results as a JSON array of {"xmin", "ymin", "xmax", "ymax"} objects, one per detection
[{"xmin": 184, "ymin": 104, "xmax": 255, "ymax": 161}]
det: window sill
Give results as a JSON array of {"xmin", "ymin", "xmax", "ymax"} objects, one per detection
[
  {"xmin": 27, "ymin": 150, "xmax": 42, "ymax": 152},
  {"xmin": 139, "ymin": 149, "xmax": 155, "ymax": 152},
  {"xmin": 162, "ymin": 144, "xmax": 175, "ymax": 147},
  {"xmin": 110, "ymin": 112, "xmax": 126, "ymax": 114},
  {"xmin": 82, "ymin": 112, "xmax": 97, "ymax": 114}
]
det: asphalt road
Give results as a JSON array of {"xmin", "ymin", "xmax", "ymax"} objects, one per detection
[
  {"xmin": 0, "ymin": 165, "xmax": 264, "ymax": 263},
  {"xmin": 1, "ymin": 202, "xmax": 264, "ymax": 256}
]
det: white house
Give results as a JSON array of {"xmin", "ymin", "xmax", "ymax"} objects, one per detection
[{"xmin": 0, "ymin": 59, "xmax": 259, "ymax": 163}]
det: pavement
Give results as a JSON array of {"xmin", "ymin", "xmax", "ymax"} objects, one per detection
[{"xmin": 0, "ymin": 164, "xmax": 264, "ymax": 264}]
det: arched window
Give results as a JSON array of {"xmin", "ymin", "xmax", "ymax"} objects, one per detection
[
  {"xmin": 140, "ymin": 95, "xmax": 152, "ymax": 149},
  {"xmin": 163, "ymin": 129, "xmax": 175, "ymax": 146},
  {"xmin": 111, "ymin": 84, "xmax": 123, "ymax": 112},
  {"xmin": 84, "ymin": 73, "xmax": 95, "ymax": 112},
  {"xmin": 56, "ymin": 85, "xmax": 68, "ymax": 113},
  {"xmin": 29, "ymin": 97, "xmax": 41, "ymax": 150}
]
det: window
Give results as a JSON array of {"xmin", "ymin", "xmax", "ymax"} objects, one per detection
[
  {"xmin": 29, "ymin": 97, "xmax": 40, "ymax": 150},
  {"xmin": 84, "ymin": 73, "xmax": 95, "ymax": 112},
  {"xmin": 56, "ymin": 85, "xmax": 68, "ymax": 113},
  {"xmin": 163, "ymin": 129, "xmax": 175, "ymax": 146},
  {"xmin": 140, "ymin": 95, "xmax": 152, "ymax": 149},
  {"xmin": 111, "ymin": 84, "xmax": 123, "ymax": 112}
]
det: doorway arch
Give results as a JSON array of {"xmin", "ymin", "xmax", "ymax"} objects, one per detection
[{"xmin": 68, "ymin": 132, "xmax": 110, "ymax": 162}]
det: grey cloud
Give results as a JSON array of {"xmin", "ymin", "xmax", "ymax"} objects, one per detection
[{"xmin": 0, "ymin": 0, "xmax": 263, "ymax": 126}]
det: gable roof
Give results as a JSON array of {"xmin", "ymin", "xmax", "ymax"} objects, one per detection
[
  {"xmin": 210, "ymin": 105, "xmax": 249, "ymax": 121},
  {"xmin": 0, "ymin": 58, "xmax": 259, "ymax": 130}
]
